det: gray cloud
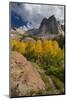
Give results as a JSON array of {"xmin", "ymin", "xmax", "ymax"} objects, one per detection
[{"xmin": 11, "ymin": 3, "xmax": 64, "ymax": 28}]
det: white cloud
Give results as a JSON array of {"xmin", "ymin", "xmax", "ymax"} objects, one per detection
[{"xmin": 11, "ymin": 3, "xmax": 64, "ymax": 28}]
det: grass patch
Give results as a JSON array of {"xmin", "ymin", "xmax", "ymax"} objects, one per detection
[{"xmin": 51, "ymin": 75, "xmax": 64, "ymax": 93}]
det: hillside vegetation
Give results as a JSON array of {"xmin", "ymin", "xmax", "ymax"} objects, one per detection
[{"xmin": 10, "ymin": 39, "xmax": 64, "ymax": 96}]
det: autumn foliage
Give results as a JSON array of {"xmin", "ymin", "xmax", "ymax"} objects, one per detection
[
  {"xmin": 11, "ymin": 39, "xmax": 64, "ymax": 82},
  {"xmin": 11, "ymin": 39, "xmax": 64, "ymax": 60}
]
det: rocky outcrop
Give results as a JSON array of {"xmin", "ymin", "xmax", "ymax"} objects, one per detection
[
  {"xmin": 10, "ymin": 51, "xmax": 45, "ymax": 97},
  {"xmin": 39, "ymin": 15, "xmax": 58, "ymax": 34},
  {"xmin": 26, "ymin": 15, "xmax": 64, "ymax": 37}
]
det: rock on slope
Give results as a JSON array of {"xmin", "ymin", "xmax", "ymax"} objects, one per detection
[
  {"xmin": 10, "ymin": 28, "xmax": 26, "ymax": 40},
  {"xmin": 10, "ymin": 51, "xmax": 45, "ymax": 97}
]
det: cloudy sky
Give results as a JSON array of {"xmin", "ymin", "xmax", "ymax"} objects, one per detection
[{"xmin": 10, "ymin": 2, "xmax": 64, "ymax": 30}]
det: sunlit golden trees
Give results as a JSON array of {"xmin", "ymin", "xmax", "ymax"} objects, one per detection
[
  {"xmin": 33, "ymin": 40, "xmax": 43, "ymax": 61},
  {"xmin": 42, "ymin": 40, "xmax": 62, "ymax": 57},
  {"xmin": 11, "ymin": 39, "xmax": 64, "ymax": 61},
  {"xmin": 24, "ymin": 41, "xmax": 36, "ymax": 61},
  {"xmin": 35, "ymin": 40, "xmax": 42, "ymax": 54},
  {"xmin": 11, "ymin": 40, "xmax": 26, "ymax": 54}
]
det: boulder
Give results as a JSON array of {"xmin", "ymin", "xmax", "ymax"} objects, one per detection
[{"xmin": 10, "ymin": 51, "xmax": 45, "ymax": 97}]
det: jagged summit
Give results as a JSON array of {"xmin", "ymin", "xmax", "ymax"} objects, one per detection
[
  {"xmin": 39, "ymin": 15, "xmax": 58, "ymax": 34},
  {"xmin": 48, "ymin": 15, "xmax": 56, "ymax": 21},
  {"xmin": 27, "ymin": 15, "xmax": 63, "ymax": 35}
]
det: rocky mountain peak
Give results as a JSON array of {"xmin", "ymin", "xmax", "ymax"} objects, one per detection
[
  {"xmin": 39, "ymin": 15, "xmax": 59, "ymax": 34},
  {"xmin": 48, "ymin": 15, "xmax": 56, "ymax": 21}
]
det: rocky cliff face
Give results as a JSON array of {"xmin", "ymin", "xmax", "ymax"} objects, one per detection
[
  {"xmin": 39, "ymin": 15, "xmax": 59, "ymax": 34},
  {"xmin": 27, "ymin": 15, "xmax": 64, "ymax": 36},
  {"xmin": 10, "ymin": 51, "xmax": 45, "ymax": 97}
]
